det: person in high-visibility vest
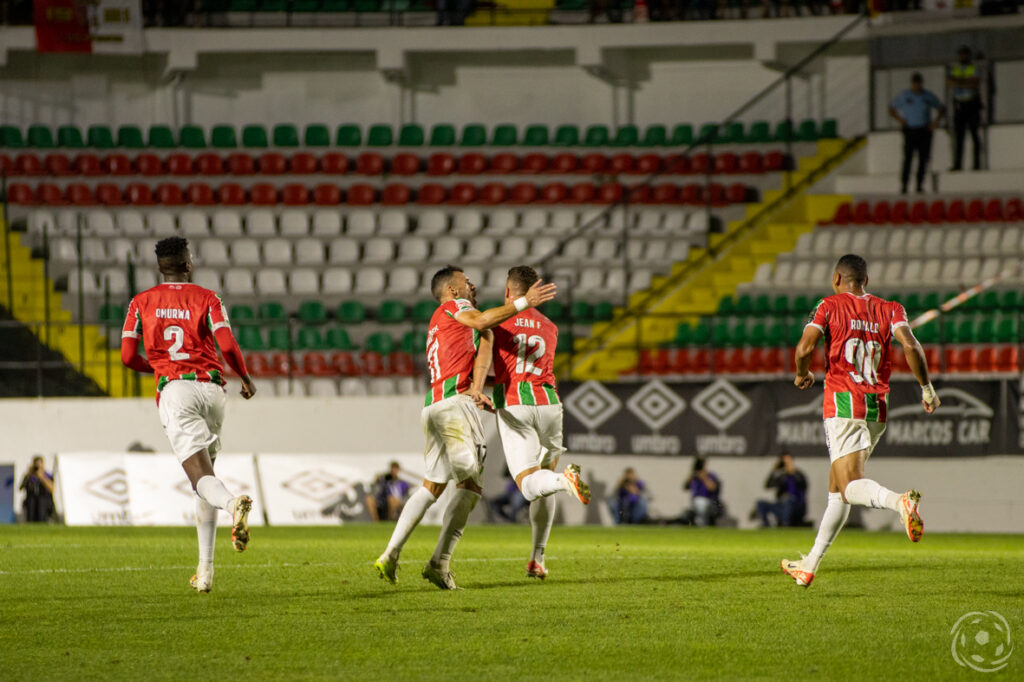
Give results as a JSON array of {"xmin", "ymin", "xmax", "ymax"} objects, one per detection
[{"xmin": 946, "ymin": 45, "xmax": 983, "ymax": 172}]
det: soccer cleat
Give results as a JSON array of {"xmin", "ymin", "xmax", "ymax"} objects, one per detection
[
  {"xmin": 899, "ymin": 489, "xmax": 924, "ymax": 543},
  {"xmin": 781, "ymin": 557, "xmax": 815, "ymax": 588},
  {"xmin": 375, "ymin": 554, "xmax": 398, "ymax": 585},
  {"xmin": 526, "ymin": 560, "xmax": 548, "ymax": 580},
  {"xmin": 563, "ymin": 464, "xmax": 591, "ymax": 505},
  {"xmin": 190, "ymin": 568, "xmax": 212, "ymax": 593},
  {"xmin": 230, "ymin": 495, "xmax": 253, "ymax": 552},
  {"xmin": 422, "ymin": 562, "xmax": 459, "ymax": 590}
]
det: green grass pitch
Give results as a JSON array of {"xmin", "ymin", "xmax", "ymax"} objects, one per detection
[{"xmin": 1, "ymin": 524, "xmax": 1021, "ymax": 680}]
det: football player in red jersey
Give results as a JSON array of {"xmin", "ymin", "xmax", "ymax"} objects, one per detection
[
  {"xmin": 375, "ymin": 264, "xmax": 556, "ymax": 590},
  {"xmin": 121, "ymin": 237, "xmax": 257, "ymax": 594},
  {"xmin": 782, "ymin": 254, "xmax": 940, "ymax": 588},
  {"xmin": 471, "ymin": 265, "xmax": 590, "ymax": 580}
]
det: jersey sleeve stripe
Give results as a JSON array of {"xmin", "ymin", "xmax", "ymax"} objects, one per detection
[
  {"xmin": 892, "ymin": 321, "xmax": 909, "ymax": 330},
  {"xmin": 806, "ymin": 323, "xmax": 825, "ymax": 332},
  {"xmin": 121, "ymin": 331, "xmax": 140, "ymax": 339},
  {"xmin": 211, "ymin": 321, "xmax": 230, "ymax": 332}
]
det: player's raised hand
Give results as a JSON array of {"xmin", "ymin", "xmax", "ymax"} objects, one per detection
[
  {"xmin": 469, "ymin": 390, "xmax": 494, "ymax": 413},
  {"xmin": 240, "ymin": 375, "xmax": 257, "ymax": 400},
  {"xmin": 793, "ymin": 372, "xmax": 814, "ymax": 390},
  {"xmin": 524, "ymin": 279, "xmax": 557, "ymax": 308}
]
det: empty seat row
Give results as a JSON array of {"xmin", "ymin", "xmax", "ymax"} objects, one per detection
[
  {"xmin": 823, "ymin": 197, "xmax": 1023, "ymax": 226},
  {"xmin": 791, "ymin": 226, "xmax": 1024, "ymax": 261},
  {"xmin": 715, "ymin": 288, "xmax": 1022, "ymax": 319},
  {"xmin": 5, "ymin": 180, "xmax": 755, "ymax": 207},
  {"xmin": 0, "ymin": 119, "xmax": 838, "ymax": 151},
  {"xmin": 757, "ymin": 257, "xmax": 1023, "ymax": 291},
  {"xmin": 0, "ymin": 149, "xmax": 792, "ymax": 178}
]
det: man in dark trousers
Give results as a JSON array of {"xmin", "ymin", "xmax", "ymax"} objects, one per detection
[
  {"xmin": 947, "ymin": 45, "xmax": 983, "ymax": 172},
  {"xmin": 888, "ymin": 73, "xmax": 946, "ymax": 195}
]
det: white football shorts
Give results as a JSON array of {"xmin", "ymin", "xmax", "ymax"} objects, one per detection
[
  {"xmin": 497, "ymin": 404, "xmax": 566, "ymax": 478},
  {"xmin": 421, "ymin": 394, "xmax": 486, "ymax": 484},
  {"xmin": 823, "ymin": 417, "xmax": 887, "ymax": 464},
  {"xmin": 158, "ymin": 380, "xmax": 226, "ymax": 464}
]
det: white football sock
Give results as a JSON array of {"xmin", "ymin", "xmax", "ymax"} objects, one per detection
[
  {"xmin": 195, "ymin": 496, "xmax": 217, "ymax": 571},
  {"xmin": 195, "ymin": 475, "xmax": 234, "ymax": 511},
  {"xmin": 805, "ymin": 492, "xmax": 850, "ymax": 572},
  {"xmin": 431, "ymin": 488, "xmax": 481, "ymax": 571},
  {"xmin": 519, "ymin": 469, "xmax": 569, "ymax": 502},
  {"xmin": 844, "ymin": 478, "xmax": 901, "ymax": 512},
  {"xmin": 529, "ymin": 495, "xmax": 556, "ymax": 564},
  {"xmin": 383, "ymin": 486, "xmax": 437, "ymax": 561}
]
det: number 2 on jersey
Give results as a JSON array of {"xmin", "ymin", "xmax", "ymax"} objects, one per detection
[
  {"xmin": 844, "ymin": 338, "xmax": 881, "ymax": 385},
  {"xmin": 164, "ymin": 325, "xmax": 191, "ymax": 361},
  {"xmin": 514, "ymin": 333, "xmax": 545, "ymax": 376}
]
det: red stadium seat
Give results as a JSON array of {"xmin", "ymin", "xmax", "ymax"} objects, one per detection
[
  {"xmin": 762, "ymin": 348, "xmax": 785, "ymax": 374},
  {"xmin": 15, "ymin": 153, "xmax": 44, "ymax": 176},
  {"xmin": 250, "ymin": 183, "xmax": 278, "ymax": 205},
  {"xmin": 66, "ymin": 183, "xmax": 96, "ymax": 206},
  {"xmin": 346, "ymin": 183, "xmax": 375, "ymax": 205},
  {"xmin": 891, "ymin": 344, "xmax": 911, "ymax": 374},
  {"xmin": 96, "ymin": 183, "xmax": 124, "ymax": 206},
  {"xmin": 355, "ymin": 152, "xmax": 384, "ymax": 175},
  {"xmin": 103, "ymin": 153, "xmax": 133, "ymax": 176},
  {"xmin": 44, "ymin": 153, "xmax": 72, "ymax": 176},
  {"xmin": 7, "ymin": 183, "xmax": 35, "ymax": 205},
  {"xmin": 426, "ymin": 153, "xmax": 455, "ymax": 176},
  {"xmin": 945, "ymin": 199, "xmax": 965, "ymax": 223},
  {"xmin": 691, "ymin": 153, "xmax": 711, "ymax": 175},
  {"xmin": 520, "ymin": 153, "xmax": 548, "ymax": 174},
  {"xmin": 289, "ymin": 152, "xmax": 318, "ymax": 174},
  {"xmin": 186, "ymin": 182, "xmax": 215, "ymax": 206},
  {"xmin": 908, "ymin": 201, "xmax": 928, "ymax": 224},
  {"xmin": 870, "ymin": 201, "xmax": 891, "ymax": 225},
  {"xmin": 489, "ymin": 153, "xmax": 518, "ymax": 174},
  {"xmin": 580, "ymin": 153, "xmax": 607, "ymax": 174},
  {"xmin": 165, "ymin": 153, "xmax": 192, "ymax": 176},
  {"xmin": 726, "ymin": 183, "xmax": 748, "ymax": 204},
  {"xmin": 73, "ymin": 154, "xmax": 104, "ymax": 176},
  {"xmin": 389, "ymin": 352, "xmax": 415, "ymax": 377},
  {"xmin": 567, "ymin": 182, "xmax": 596, "ymax": 204},
  {"xmin": 302, "ymin": 352, "xmax": 335, "ymax": 377},
  {"xmin": 246, "ymin": 354, "xmax": 273, "ymax": 378},
  {"xmin": 227, "ymin": 153, "xmax": 255, "ymax": 175},
  {"xmin": 42, "ymin": 184, "xmax": 68, "ymax": 206},
  {"xmin": 125, "ymin": 183, "xmax": 155, "ymax": 206},
  {"xmin": 281, "ymin": 183, "xmax": 309, "ymax": 206},
  {"xmin": 633, "ymin": 154, "xmax": 660, "ymax": 175},
  {"xmin": 708, "ymin": 183, "xmax": 727, "ymax": 206},
  {"xmin": 596, "ymin": 182, "xmax": 623, "ymax": 204},
  {"xmin": 216, "ymin": 183, "xmax": 246, "ymax": 205},
  {"xmin": 763, "ymin": 151, "xmax": 787, "ymax": 172},
  {"xmin": 416, "ymin": 183, "xmax": 447, "ymax": 205},
  {"xmin": 549, "ymin": 153, "xmax": 578, "ymax": 174},
  {"xmin": 478, "ymin": 182, "xmax": 507, "ymax": 205},
  {"xmin": 135, "ymin": 153, "xmax": 163, "ymax": 176},
  {"xmin": 652, "ymin": 183, "xmax": 679, "ymax": 204},
  {"xmin": 996, "ymin": 346, "xmax": 1020, "ymax": 372},
  {"xmin": 360, "ymin": 351, "xmax": 387, "ymax": 377},
  {"xmin": 629, "ymin": 184, "xmax": 652, "ymax": 204},
  {"xmin": 851, "ymin": 201, "xmax": 871, "ymax": 224},
  {"xmin": 738, "ymin": 152, "xmax": 763, "ymax": 174},
  {"xmin": 1005, "ymin": 198, "xmax": 1022, "ymax": 221},
  {"xmin": 195, "ymin": 153, "xmax": 224, "ymax": 175},
  {"xmin": 965, "ymin": 199, "xmax": 984, "ymax": 223},
  {"xmin": 668, "ymin": 349, "xmax": 690, "ymax": 374},
  {"xmin": 714, "ymin": 152, "xmax": 738, "ymax": 174},
  {"xmin": 828, "ymin": 202, "xmax": 852, "ymax": 226},
  {"xmin": 457, "ymin": 153, "xmax": 486, "ymax": 175},
  {"xmin": 608, "ymin": 153, "xmax": 634, "ymax": 175},
  {"xmin": 685, "ymin": 349, "xmax": 711, "ymax": 374},
  {"xmin": 508, "ymin": 182, "xmax": 538, "ymax": 204},
  {"xmin": 537, "ymin": 182, "xmax": 568, "ymax": 204},
  {"xmin": 976, "ymin": 347, "xmax": 997, "ymax": 373},
  {"xmin": 926, "ymin": 201, "xmax": 945, "ymax": 224},
  {"xmin": 331, "ymin": 351, "xmax": 360, "ymax": 377},
  {"xmin": 258, "ymin": 152, "xmax": 287, "ymax": 175},
  {"xmin": 983, "ymin": 199, "xmax": 1003, "ymax": 222},
  {"xmin": 0, "ymin": 154, "xmax": 14, "ymax": 176},
  {"xmin": 448, "ymin": 183, "xmax": 476, "ymax": 205},
  {"xmin": 664, "ymin": 154, "xmax": 691, "ymax": 175},
  {"xmin": 155, "ymin": 183, "xmax": 186, "ymax": 205},
  {"xmin": 313, "ymin": 183, "xmax": 342, "ymax": 206},
  {"xmin": 269, "ymin": 353, "xmax": 293, "ymax": 377},
  {"xmin": 381, "ymin": 183, "xmax": 411, "ymax": 205},
  {"xmin": 923, "ymin": 346, "xmax": 940, "ymax": 372},
  {"xmin": 809, "ymin": 347, "xmax": 826, "ymax": 374},
  {"xmin": 320, "ymin": 153, "xmax": 348, "ymax": 175},
  {"xmin": 679, "ymin": 184, "xmax": 701, "ymax": 205},
  {"xmin": 390, "ymin": 153, "xmax": 420, "ymax": 176},
  {"xmin": 889, "ymin": 200, "xmax": 909, "ymax": 224}
]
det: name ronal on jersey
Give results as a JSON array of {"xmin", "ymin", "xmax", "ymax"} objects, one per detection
[{"xmin": 849, "ymin": 319, "xmax": 879, "ymax": 334}]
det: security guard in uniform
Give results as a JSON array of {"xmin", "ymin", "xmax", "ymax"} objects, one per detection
[
  {"xmin": 889, "ymin": 73, "xmax": 946, "ymax": 195},
  {"xmin": 947, "ymin": 45, "xmax": 983, "ymax": 171}
]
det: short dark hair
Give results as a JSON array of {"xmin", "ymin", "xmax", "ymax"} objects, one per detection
[
  {"xmin": 911, "ymin": 72, "xmax": 923, "ymax": 83},
  {"xmin": 836, "ymin": 254, "xmax": 868, "ymax": 285},
  {"xmin": 155, "ymin": 236, "xmax": 190, "ymax": 274},
  {"xmin": 430, "ymin": 264, "xmax": 463, "ymax": 301},
  {"xmin": 506, "ymin": 265, "xmax": 539, "ymax": 295}
]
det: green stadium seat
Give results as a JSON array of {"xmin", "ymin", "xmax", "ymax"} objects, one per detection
[
  {"xmin": 773, "ymin": 120, "xmax": 794, "ymax": 142},
  {"xmin": 796, "ymin": 119, "xmax": 818, "ymax": 142},
  {"xmin": 903, "ymin": 293, "xmax": 922, "ymax": 313},
  {"xmin": 696, "ymin": 123, "xmax": 718, "ymax": 145},
  {"xmin": 230, "ymin": 0, "xmax": 259, "ymax": 8},
  {"xmin": 298, "ymin": 301, "xmax": 327, "ymax": 323},
  {"xmin": 556, "ymin": 334, "xmax": 574, "ymax": 354},
  {"xmin": 996, "ymin": 318, "xmax": 1019, "ymax": 343},
  {"xmin": 491, "ymin": 124, "xmax": 518, "ymax": 146},
  {"xmin": 116, "ymin": 125, "xmax": 145, "ymax": 149},
  {"xmin": 336, "ymin": 301, "xmax": 366, "ymax": 324},
  {"xmin": 720, "ymin": 122, "xmax": 744, "ymax": 144},
  {"xmin": 669, "ymin": 124, "xmax": 693, "ymax": 146},
  {"xmin": 352, "ymin": 0, "xmax": 381, "ymax": 10},
  {"xmin": 237, "ymin": 326, "xmax": 265, "ymax": 351},
  {"xmin": 459, "ymin": 124, "xmax": 487, "ymax": 147},
  {"xmin": 304, "ymin": 124, "xmax": 331, "ymax": 147},
  {"xmin": 674, "ymin": 323, "xmax": 692, "ymax": 347},
  {"xmin": 27, "ymin": 125, "xmax": 55, "ymax": 149},
  {"xmin": 260, "ymin": 0, "xmax": 288, "ymax": 9},
  {"xmin": 377, "ymin": 300, "xmax": 406, "ymax": 324},
  {"xmin": 1000, "ymin": 290, "xmax": 1019, "ymax": 311},
  {"xmin": 87, "ymin": 125, "xmax": 115, "ymax": 149},
  {"xmin": 978, "ymin": 318, "xmax": 996, "ymax": 342},
  {"xmin": 718, "ymin": 296, "xmax": 736, "ymax": 315},
  {"xmin": 229, "ymin": 304, "xmax": 255, "ymax": 321},
  {"xmin": 367, "ymin": 124, "xmax": 393, "ymax": 147},
  {"xmin": 593, "ymin": 301, "xmax": 614, "ymax": 321},
  {"xmin": 692, "ymin": 321, "xmax": 711, "ymax": 345},
  {"xmin": 398, "ymin": 124, "xmax": 424, "ymax": 146},
  {"xmin": 273, "ymin": 124, "xmax": 300, "ymax": 147},
  {"xmin": 327, "ymin": 327, "xmax": 357, "ymax": 350},
  {"xmin": 820, "ymin": 119, "xmax": 838, "ymax": 139},
  {"xmin": 57, "ymin": 125, "xmax": 85, "ymax": 149},
  {"xmin": 242, "ymin": 125, "xmax": 269, "ymax": 148},
  {"xmin": 335, "ymin": 125, "xmax": 361, "ymax": 147},
  {"xmin": 767, "ymin": 323, "xmax": 785, "ymax": 347},
  {"xmin": 640, "ymin": 125, "xmax": 667, "ymax": 147},
  {"xmin": 748, "ymin": 322, "xmax": 768, "ymax": 347},
  {"xmin": 570, "ymin": 301, "xmax": 593, "ymax": 322},
  {"xmin": 401, "ymin": 330, "xmax": 426, "ymax": 354},
  {"xmin": 429, "ymin": 124, "xmax": 456, "ymax": 146},
  {"xmin": 786, "ymin": 322, "xmax": 805, "ymax": 346},
  {"xmin": 0, "ymin": 125, "xmax": 24, "ymax": 148},
  {"xmin": 960, "ymin": 292, "xmax": 979, "ymax": 312},
  {"xmin": 922, "ymin": 292, "xmax": 941, "ymax": 311},
  {"xmin": 296, "ymin": 327, "xmax": 327, "ymax": 350},
  {"xmin": 771, "ymin": 295, "xmax": 789, "ymax": 315},
  {"xmin": 211, "ymin": 125, "xmax": 238, "ymax": 149},
  {"xmin": 734, "ymin": 295, "xmax": 753, "ymax": 315},
  {"xmin": 583, "ymin": 125, "xmax": 610, "ymax": 147},
  {"xmin": 915, "ymin": 320, "xmax": 939, "ymax": 345},
  {"xmin": 179, "ymin": 125, "xmax": 207, "ymax": 149},
  {"xmin": 522, "ymin": 125, "xmax": 549, "ymax": 146},
  {"xmin": 553, "ymin": 125, "xmax": 579, "ymax": 147},
  {"xmin": 268, "ymin": 326, "xmax": 291, "ymax": 351},
  {"xmin": 98, "ymin": 303, "xmax": 125, "ymax": 323},
  {"xmin": 791, "ymin": 295, "xmax": 812, "ymax": 315},
  {"xmin": 478, "ymin": 300, "xmax": 502, "ymax": 312},
  {"xmin": 292, "ymin": 0, "xmax": 322, "ymax": 9},
  {"xmin": 712, "ymin": 321, "xmax": 730, "ymax": 347},
  {"xmin": 147, "ymin": 125, "xmax": 176, "ymax": 149},
  {"xmin": 412, "ymin": 300, "xmax": 435, "ymax": 323},
  {"xmin": 978, "ymin": 291, "xmax": 1000, "ymax": 310},
  {"xmin": 753, "ymin": 295, "xmax": 772, "ymax": 316},
  {"xmin": 541, "ymin": 300, "xmax": 566, "ymax": 322},
  {"xmin": 729, "ymin": 323, "xmax": 748, "ymax": 348},
  {"xmin": 321, "ymin": 0, "xmax": 352, "ymax": 9},
  {"xmin": 365, "ymin": 333, "xmax": 395, "ymax": 355},
  {"xmin": 258, "ymin": 302, "xmax": 287, "ymax": 321},
  {"xmin": 612, "ymin": 125, "xmax": 639, "ymax": 147},
  {"xmin": 745, "ymin": 121, "xmax": 771, "ymax": 143}
]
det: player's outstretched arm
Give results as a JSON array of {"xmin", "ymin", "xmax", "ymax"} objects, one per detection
[
  {"xmin": 214, "ymin": 327, "xmax": 256, "ymax": 399},
  {"xmin": 455, "ymin": 280, "xmax": 557, "ymax": 331},
  {"xmin": 469, "ymin": 329, "xmax": 494, "ymax": 412},
  {"xmin": 894, "ymin": 325, "xmax": 940, "ymax": 414},
  {"xmin": 120, "ymin": 337, "xmax": 154, "ymax": 374},
  {"xmin": 792, "ymin": 325, "xmax": 822, "ymax": 389}
]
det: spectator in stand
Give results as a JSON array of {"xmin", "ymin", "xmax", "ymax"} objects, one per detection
[
  {"xmin": 486, "ymin": 468, "xmax": 529, "ymax": 523},
  {"xmin": 20, "ymin": 456, "xmax": 55, "ymax": 523},
  {"xmin": 608, "ymin": 467, "xmax": 649, "ymax": 524},
  {"xmin": 684, "ymin": 457, "xmax": 723, "ymax": 526},
  {"xmin": 365, "ymin": 461, "xmax": 411, "ymax": 522},
  {"xmin": 888, "ymin": 72, "xmax": 946, "ymax": 195},
  {"xmin": 754, "ymin": 453, "xmax": 808, "ymax": 527},
  {"xmin": 947, "ymin": 45, "xmax": 983, "ymax": 172}
]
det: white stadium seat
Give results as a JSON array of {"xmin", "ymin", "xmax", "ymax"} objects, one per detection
[
  {"xmin": 431, "ymin": 236, "xmax": 463, "ymax": 262},
  {"xmin": 962, "ymin": 227, "xmax": 983, "ymax": 258},
  {"xmin": 635, "ymin": 210, "xmax": 663, "ymax": 235},
  {"xmin": 920, "ymin": 259, "xmax": 942, "ymax": 286},
  {"xmin": 1001, "ymin": 227, "xmax": 1021, "ymax": 256},
  {"xmin": 328, "ymin": 238, "xmax": 360, "ymax": 264},
  {"xmin": 312, "ymin": 210, "xmax": 343, "ymax": 237},
  {"xmin": 808, "ymin": 261, "xmax": 831, "ymax": 287},
  {"xmin": 417, "ymin": 210, "xmax": 448, "ymax": 237},
  {"xmin": 451, "ymin": 210, "xmax": 484, "ymax": 237},
  {"xmin": 387, "ymin": 267, "xmax": 420, "ymax": 294},
  {"xmin": 793, "ymin": 232, "xmax": 814, "ymax": 256},
  {"xmin": 462, "ymin": 266, "xmax": 485, "ymax": 288},
  {"xmin": 280, "ymin": 210, "xmax": 309, "ymax": 237},
  {"xmin": 27, "ymin": 210, "xmax": 56, "ymax": 237},
  {"xmin": 231, "ymin": 239, "xmax": 261, "ymax": 266},
  {"xmin": 397, "ymin": 237, "xmax": 430, "ymax": 263},
  {"xmin": 224, "ymin": 268, "xmax": 254, "ymax": 296},
  {"xmin": 549, "ymin": 209, "xmax": 577, "ymax": 234},
  {"xmin": 66, "ymin": 267, "xmax": 99, "ymax": 295},
  {"xmin": 82, "ymin": 239, "xmax": 107, "ymax": 263},
  {"xmin": 979, "ymin": 227, "xmax": 1002, "ymax": 257},
  {"xmin": 922, "ymin": 229, "xmax": 944, "ymax": 258},
  {"xmin": 100, "ymin": 267, "xmax": 129, "ymax": 295},
  {"xmin": 322, "ymin": 268, "xmax": 353, "ymax": 294},
  {"xmin": 629, "ymin": 269, "xmax": 652, "ymax": 291},
  {"xmin": 307, "ymin": 378, "xmax": 338, "ymax": 397},
  {"xmin": 904, "ymin": 228, "xmax": 926, "ymax": 257},
  {"xmin": 746, "ymin": 262, "xmax": 772, "ymax": 291},
  {"xmin": 135, "ymin": 269, "xmax": 158, "ymax": 291},
  {"xmin": 339, "ymin": 377, "xmax": 368, "ymax": 396},
  {"xmin": 117, "ymin": 210, "xmax": 148, "ymax": 237},
  {"xmin": 109, "ymin": 238, "xmax": 135, "ymax": 264},
  {"xmin": 978, "ymin": 258, "xmax": 1001, "ymax": 281},
  {"xmin": 498, "ymin": 236, "xmax": 528, "ymax": 261},
  {"xmin": 626, "ymin": 240, "xmax": 644, "ymax": 262},
  {"xmin": 262, "ymin": 238, "xmax": 293, "ymax": 266},
  {"xmin": 576, "ymin": 268, "xmax": 604, "ymax": 295},
  {"xmin": 666, "ymin": 241, "xmax": 690, "ymax": 263},
  {"xmin": 246, "ymin": 210, "xmax": 277, "ymax": 237},
  {"xmin": 589, "ymin": 238, "xmax": 618, "ymax": 263},
  {"xmin": 212, "ymin": 210, "xmax": 243, "ymax": 237},
  {"xmin": 378, "ymin": 210, "xmax": 408, "ymax": 237},
  {"xmin": 49, "ymin": 238, "xmax": 77, "ymax": 262},
  {"xmin": 530, "ymin": 236, "xmax": 558, "ymax": 260},
  {"xmin": 829, "ymin": 230, "xmax": 851, "ymax": 256},
  {"xmin": 901, "ymin": 259, "xmax": 922, "ymax": 286},
  {"xmin": 487, "ymin": 208, "xmax": 518, "ymax": 234},
  {"xmin": 867, "ymin": 230, "xmax": 889, "ymax": 256},
  {"xmin": 879, "ymin": 260, "xmax": 904, "ymax": 289},
  {"xmin": 256, "ymin": 269, "xmax": 287, "ymax": 296},
  {"xmin": 193, "ymin": 271, "xmax": 220, "ymax": 291},
  {"xmin": 561, "ymin": 237, "xmax": 588, "ymax": 261},
  {"xmin": 886, "ymin": 228, "xmax": 908, "ymax": 255},
  {"xmin": 347, "ymin": 210, "xmax": 376, "ymax": 237},
  {"xmin": 811, "ymin": 230, "xmax": 834, "ymax": 258},
  {"xmin": 368, "ymin": 378, "xmax": 397, "ymax": 395},
  {"xmin": 199, "ymin": 239, "xmax": 230, "ymax": 267},
  {"xmin": 483, "ymin": 267, "xmax": 508, "ymax": 295},
  {"xmin": 149, "ymin": 210, "xmax": 179, "ymax": 237},
  {"xmin": 939, "ymin": 259, "xmax": 961, "ymax": 283},
  {"xmin": 289, "ymin": 269, "xmax": 320, "ymax": 295},
  {"xmin": 295, "ymin": 238, "xmax": 325, "ymax": 265},
  {"xmin": 363, "ymin": 238, "xmax": 394, "ymax": 264},
  {"xmin": 848, "ymin": 230, "xmax": 869, "ymax": 256},
  {"xmin": 941, "ymin": 230, "xmax": 962, "ymax": 257},
  {"xmin": 959, "ymin": 258, "xmax": 981, "ymax": 284},
  {"xmin": 520, "ymin": 209, "xmax": 547, "ymax": 234},
  {"xmin": 86, "ymin": 210, "xmax": 116, "ymax": 237},
  {"xmin": 354, "ymin": 268, "xmax": 386, "ymax": 294},
  {"xmin": 789, "ymin": 261, "xmax": 811, "ymax": 287},
  {"xmin": 771, "ymin": 260, "xmax": 794, "ymax": 288},
  {"xmin": 605, "ymin": 268, "xmax": 625, "ymax": 293},
  {"xmin": 464, "ymin": 236, "xmax": 496, "ymax": 262}
]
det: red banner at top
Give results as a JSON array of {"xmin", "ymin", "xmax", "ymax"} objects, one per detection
[{"xmin": 34, "ymin": 0, "xmax": 92, "ymax": 53}]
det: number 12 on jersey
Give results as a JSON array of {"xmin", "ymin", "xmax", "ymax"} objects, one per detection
[{"xmin": 514, "ymin": 333, "xmax": 545, "ymax": 376}]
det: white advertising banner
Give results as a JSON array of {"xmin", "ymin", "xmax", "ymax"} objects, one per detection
[
  {"xmin": 88, "ymin": 0, "xmax": 144, "ymax": 54},
  {"xmin": 57, "ymin": 453, "xmax": 131, "ymax": 526},
  {"xmin": 257, "ymin": 453, "xmax": 449, "ymax": 526},
  {"xmin": 125, "ymin": 454, "xmax": 263, "ymax": 527}
]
